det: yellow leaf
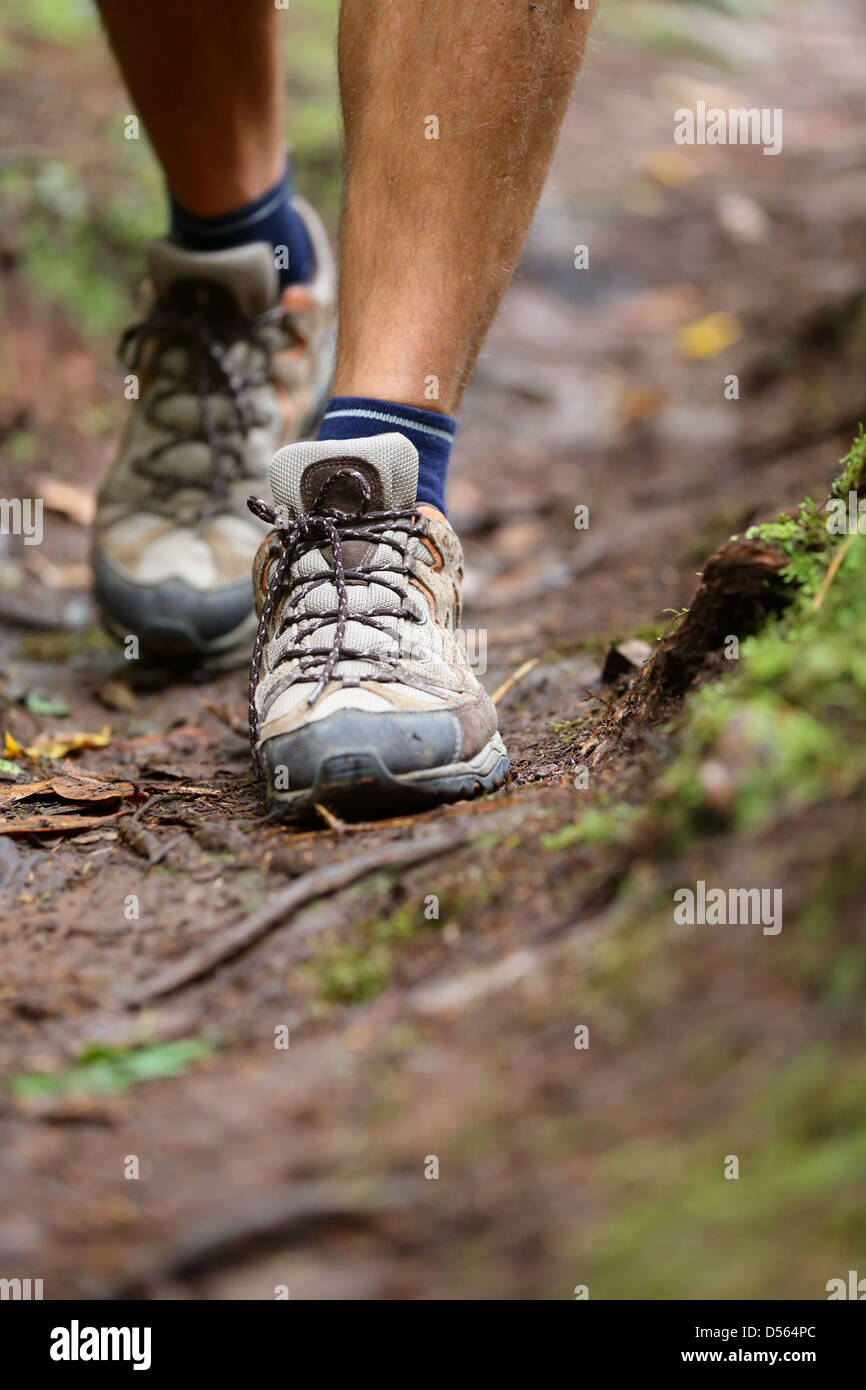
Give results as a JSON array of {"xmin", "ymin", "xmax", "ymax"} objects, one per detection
[
  {"xmin": 676, "ymin": 311, "xmax": 742, "ymax": 360},
  {"xmin": 642, "ymin": 148, "xmax": 697, "ymax": 189},
  {"xmin": 3, "ymin": 726, "xmax": 112, "ymax": 762}
]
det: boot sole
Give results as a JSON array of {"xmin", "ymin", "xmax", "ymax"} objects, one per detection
[
  {"xmin": 265, "ymin": 731, "xmax": 509, "ymax": 820},
  {"xmin": 97, "ymin": 604, "xmax": 258, "ymax": 673}
]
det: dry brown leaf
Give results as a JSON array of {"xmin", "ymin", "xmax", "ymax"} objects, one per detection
[
  {"xmin": 23, "ymin": 553, "xmax": 92, "ymax": 590},
  {"xmin": 69, "ymin": 829, "xmax": 120, "ymax": 845},
  {"xmin": 0, "ymin": 780, "xmax": 53, "ymax": 804},
  {"xmin": 96, "ymin": 679, "xmax": 138, "ymax": 713},
  {"xmin": 0, "ymin": 808, "xmax": 133, "ymax": 838},
  {"xmin": 0, "ymin": 769, "xmax": 138, "ymax": 810},
  {"xmin": 33, "ymin": 476, "xmax": 95, "ymax": 527},
  {"xmin": 49, "ymin": 774, "xmax": 137, "ymax": 803}
]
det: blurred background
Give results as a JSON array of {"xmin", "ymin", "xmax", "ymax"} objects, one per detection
[{"xmin": 1, "ymin": 0, "xmax": 866, "ymax": 1300}]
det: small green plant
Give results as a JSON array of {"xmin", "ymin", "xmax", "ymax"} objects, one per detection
[
  {"xmin": 9, "ymin": 1038, "xmax": 218, "ymax": 1099},
  {"xmin": 315, "ymin": 942, "xmax": 392, "ymax": 1005},
  {"xmin": 541, "ymin": 804, "xmax": 640, "ymax": 853}
]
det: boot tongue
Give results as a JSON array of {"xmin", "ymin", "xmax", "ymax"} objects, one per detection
[
  {"xmin": 267, "ymin": 436, "xmax": 420, "ymax": 671},
  {"xmin": 146, "ymin": 239, "xmax": 279, "ymax": 316},
  {"xmin": 270, "ymin": 434, "xmax": 419, "ymax": 520}
]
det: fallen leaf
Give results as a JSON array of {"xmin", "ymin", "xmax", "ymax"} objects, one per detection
[
  {"xmin": 0, "ymin": 758, "xmax": 23, "ymax": 778},
  {"xmin": 620, "ymin": 386, "xmax": 667, "ymax": 424},
  {"xmin": 676, "ymin": 311, "xmax": 742, "ymax": 360},
  {"xmin": 96, "ymin": 679, "xmax": 137, "ymax": 714},
  {"xmin": 4, "ymin": 725, "xmax": 112, "ymax": 761},
  {"xmin": 0, "ymin": 780, "xmax": 53, "ymax": 804},
  {"xmin": 50, "ymin": 774, "xmax": 137, "ymax": 803},
  {"xmin": 126, "ymin": 723, "xmax": 219, "ymax": 754},
  {"xmin": 25, "ymin": 691, "xmax": 70, "ymax": 718},
  {"xmin": 10, "ymin": 1037, "xmax": 217, "ymax": 1099},
  {"xmin": 23, "ymin": 553, "xmax": 92, "ymax": 591},
  {"xmin": 620, "ymin": 285, "xmax": 702, "ymax": 334},
  {"xmin": 0, "ymin": 807, "xmax": 133, "ymax": 837},
  {"xmin": 642, "ymin": 148, "xmax": 697, "ymax": 189},
  {"xmin": 0, "ymin": 768, "xmax": 138, "ymax": 806},
  {"xmin": 33, "ymin": 476, "xmax": 95, "ymax": 527}
]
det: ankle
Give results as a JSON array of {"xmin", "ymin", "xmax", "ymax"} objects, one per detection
[
  {"xmin": 169, "ymin": 158, "xmax": 317, "ymax": 288},
  {"xmin": 316, "ymin": 396, "xmax": 456, "ymax": 517}
]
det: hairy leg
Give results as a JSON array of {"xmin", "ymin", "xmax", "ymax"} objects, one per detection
[
  {"xmin": 95, "ymin": 0, "xmax": 285, "ymax": 214},
  {"xmin": 334, "ymin": 0, "xmax": 597, "ymax": 414}
]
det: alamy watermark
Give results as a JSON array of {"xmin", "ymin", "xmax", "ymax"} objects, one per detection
[
  {"xmin": 825, "ymin": 491, "xmax": 866, "ymax": 534},
  {"xmin": 674, "ymin": 101, "xmax": 783, "ymax": 157},
  {"xmin": 0, "ymin": 497, "xmax": 43, "ymax": 545},
  {"xmin": 674, "ymin": 880, "xmax": 782, "ymax": 935},
  {"xmin": 0, "ymin": 1276, "xmax": 43, "ymax": 1299},
  {"xmin": 50, "ymin": 1321, "xmax": 151, "ymax": 1371}
]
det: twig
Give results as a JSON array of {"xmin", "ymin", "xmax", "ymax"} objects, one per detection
[
  {"xmin": 121, "ymin": 824, "xmax": 477, "ymax": 1006},
  {"xmin": 130, "ymin": 793, "xmax": 173, "ymax": 826},
  {"xmin": 259, "ymin": 790, "xmax": 523, "ymax": 842},
  {"xmin": 811, "ymin": 531, "xmax": 858, "ymax": 612},
  {"xmin": 313, "ymin": 801, "xmax": 347, "ymax": 834},
  {"xmin": 114, "ymin": 1178, "xmax": 419, "ymax": 1294},
  {"xmin": 146, "ymin": 832, "xmax": 187, "ymax": 868},
  {"xmin": 491, "ymin": 656, "xmax": 539, "ymax": 706},
  {"xmin": 0, "ymin": 595, "xmax": 83, "ymax": 631}
]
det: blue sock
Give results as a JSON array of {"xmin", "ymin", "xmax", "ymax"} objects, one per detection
[
  {"xmin": 169, "ymin": 158, "xmax": 316, "ymax": 289},
  {"xmin": 317, "ymin": 396, "xmax": 456, "ymax": 516}
]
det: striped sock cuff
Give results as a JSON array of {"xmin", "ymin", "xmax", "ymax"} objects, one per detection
[{"xmin": 317, "ymin": 396, "xmax": 457, "ymax": 515}]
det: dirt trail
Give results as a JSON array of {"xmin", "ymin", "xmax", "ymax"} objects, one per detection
[{"xmin": 2, "ymin": 1, "xmax": 866, "ymax": 1298}]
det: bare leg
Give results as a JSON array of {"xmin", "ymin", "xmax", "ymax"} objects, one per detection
[
  {"xmin": 95, "ymin": 0, "xmax": 285, "ymax": 214},
  {"xmin": 333, "ymin": 0, "xmax": 597, "ymax": 414}
]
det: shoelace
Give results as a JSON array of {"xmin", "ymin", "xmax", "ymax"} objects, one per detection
[
  {"xmin": 246, "ymin": 467, "xmax": 424, "ymax": 775},
  {"xmin": 120, "ymin": 295, "xmax": 295, "ymax": 529}
]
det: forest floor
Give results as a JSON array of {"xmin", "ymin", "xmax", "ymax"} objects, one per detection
[{"xmin": 1, "ymin": 0, "xmax": 866, "ymax": 1298}]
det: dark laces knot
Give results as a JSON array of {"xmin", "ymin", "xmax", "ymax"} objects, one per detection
[
  {"xmin": 246, "ymin": 467, "xmax": 421, "ymax": 776},
  {"xmin": 119, "ymin": 294, "xmax": 295, "ymax": 527}
]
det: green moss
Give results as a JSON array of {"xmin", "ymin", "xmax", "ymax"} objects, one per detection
[
  {"xmin": 662, "ymin": 531, "xmax": 866, "ymax": 832},
  {"xmin": 582, "ymin": 1050, "xmax": 866, "ymax": 1299},
  {"xmin": 831, "ymin": 423, "xmax": 866, "ymax": 498},
  {"xmin": 744, "ymin": 429, "xmax": 866, "ymax": 595},
  {"xmin": 315, "ymin": 941, "xmax": 392, "ymax": 1005},
  {"xmin": 0, "ymin": 0, "xmax": 96, "ymax": 43},
  {"xmin": 599, "ymin": 429, "xmax": 866, "ymax": 841},
  {"xmin": 542, "ymin": 804, "xmax": 640, "ymax": 853},
  {"xmin": 745, "ymin": 496, "xmax": 831, "ymax": 595},
  {"xmin": 311, "ymin": 897, "xmax": 435, "ymax": 1005},
  {"xmin": 15, "ymin": 626, "xmax": 115, "ymax": 662}
]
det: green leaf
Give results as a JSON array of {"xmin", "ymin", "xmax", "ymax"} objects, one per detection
[
  {"xmin": 9, "ymin": 1037, "xmax": 219, "ymax": 1099},
  {"xmin": 25, "ymin": 691, "xmax": 70, "ymax": 717}
]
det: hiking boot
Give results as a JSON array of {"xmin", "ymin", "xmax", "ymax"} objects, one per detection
[
  {"xmin": 247, "ymin": 433, "xmax": 509, "ymax": 816},
  {"xmin": 93, "ymin": 198, "xmax": 335, "ymax": 664}
]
